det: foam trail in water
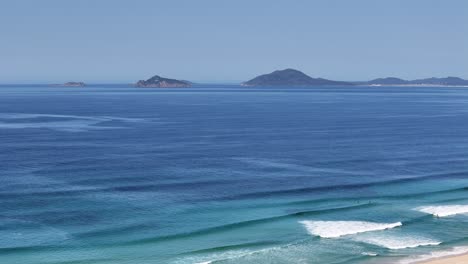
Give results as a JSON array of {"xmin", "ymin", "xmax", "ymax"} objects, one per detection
[
  {"xmin": 0, "ymin": 113, "xmax": 146, "ymax": 132},
  {"xmin": 299, "ymin": 221, "xmax": 402, "ymax": 238},
  {"xmin": 416, "ymin": 205, "xmax": 468, "ymax": 217},
  {"xmin": 398, "ymin": 246, "xmax": 468, "ymax": 263},
  {"xmin": 354, "ymin": 234, "xmax": 440, "ymax": 250},
  {"xmin": 176, "ymin": 244, "xmax": 291, "ymax": 264}
]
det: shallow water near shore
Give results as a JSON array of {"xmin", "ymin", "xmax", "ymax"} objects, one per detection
[{"xmin": 0, "ymin": 85, "xmax": 467, "ymax": 264}]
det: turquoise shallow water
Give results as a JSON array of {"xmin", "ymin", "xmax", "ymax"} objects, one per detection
[{"xmin": 0, "ymin": 85, "xmax": 467, "ymax": 264}]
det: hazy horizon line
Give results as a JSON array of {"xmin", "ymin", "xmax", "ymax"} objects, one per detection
[{"xmin": 1, "ymin": 75, "xmax": 467, "ymax": 86}]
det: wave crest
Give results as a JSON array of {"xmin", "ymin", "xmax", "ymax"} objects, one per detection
[
  {"xmin": 354, "ymin": 234, "xmax": 440, "ymax": 250},
  {"xmin": 299, "ymin": 220, "xmax": 402, "ymax": 238},
  {"xmin": 416, "ymin": 205, "xmax": 468, "ymax": 217}
]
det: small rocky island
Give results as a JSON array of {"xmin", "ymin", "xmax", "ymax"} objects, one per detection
[
  {"xmin": 136, "ymin": 75, "xmax": 191, "ymax": 88},
  {"xmin": 365, "ymin": 77, "xmax": 409, "ymax": 85},
  {"xmin": 243, "ymin": 69, "xmax": 353, "ymax": 86}
]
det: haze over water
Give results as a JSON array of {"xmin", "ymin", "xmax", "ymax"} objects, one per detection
[{"xmin": 0, "ymin": 85, "xmax": 467, "ymax": 263}]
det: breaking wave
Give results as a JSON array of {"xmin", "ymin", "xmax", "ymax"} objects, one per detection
[
  {"xmin": 299, "ymin": 220, "xmax": 402, "ymax": 238},
  {"xmin": 354, "ymin": 234, "xmax": 441, "ymax": 249},
  {"xmin": 416, "ymin": 205, "xmax": 468, "ymax": 217}
]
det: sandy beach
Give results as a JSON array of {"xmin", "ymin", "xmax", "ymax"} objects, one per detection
[{"xmin": 420, "ymin": 253, "xmax": 468, "ymax": 264}]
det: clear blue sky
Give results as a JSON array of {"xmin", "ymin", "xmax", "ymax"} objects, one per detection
[{"xmin": 0, "ymin": 0, "xmax": 467, "ymax": 83}]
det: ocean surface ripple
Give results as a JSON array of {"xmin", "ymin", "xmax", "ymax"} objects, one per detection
[{"xmin": 0, "ymin": 85, "xmax": 467, "ymax": 264}]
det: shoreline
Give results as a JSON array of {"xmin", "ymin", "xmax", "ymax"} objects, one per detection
[
  {"xmin": 396, "ymin": 246, "xmax": 468, "ymax": 264},
  {"xmin": 419, "ymin": 253, "xmax": 468, "ymax": 264}
]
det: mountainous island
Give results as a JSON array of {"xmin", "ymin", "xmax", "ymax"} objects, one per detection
[
  {"xmin": 243, "ymin": 69, "xmax": 353, "ymax": 86},
  {"xmin": 363, "ymin": 77, "xmax": 468, "ymax": 86},
  {"xmin": 136, "ymin": 75, "xmax": 191, "ymax": 88},
  {"xmin": 242, "ymin": 70, "xmax": 468, "ymax": 87}
]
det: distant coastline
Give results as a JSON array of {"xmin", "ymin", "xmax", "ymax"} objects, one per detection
[
  {"xmin": 243, "ymin": 69, "xmax": 468, "ymax": 87},
  {"xmin": 3, "ymin": 69, "xmax": 468, "ymax": 88},
  {"xmin": 364, "ymin": 84, "xmax": 468, "ymax": 88},
  {"xmin": 357, "ymin": 76, "xmax": 468, "ymax": 87},
  {"xmin": 2, "ymin": 83, "xmax": 468, "ymax": 89}
]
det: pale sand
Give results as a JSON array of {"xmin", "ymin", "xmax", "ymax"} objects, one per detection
[{"xmin": 419, "ymin": 253, "xmax": 468, "ymax": 264}]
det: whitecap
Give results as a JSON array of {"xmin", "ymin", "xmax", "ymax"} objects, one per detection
[
  {"xmin": 416, "ymin": 205, "xmax": 468, "ymax": 217},
  {"xmin": 299, "ymin": 220, "xmax": 402, "ymax": 238},
  {"xmin": 361, "ymin": 252, "xmax": 378, "ymax": 256}
]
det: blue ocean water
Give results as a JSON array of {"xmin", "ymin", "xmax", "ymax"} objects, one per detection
[{"xmin": 0, "ymin": 85, "xmax": 467, "ymax": 264}]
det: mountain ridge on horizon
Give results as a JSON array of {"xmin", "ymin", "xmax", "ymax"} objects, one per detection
[
  {"xmin": 2, "ymin": 69, "xmax": 468, "ymax": 87},
  {"xmin": 242, "ymin": 69, "xmax": 468, "ymax": 87},
  {"xmin": 362, "ymin": 76, "xmax": 468, "ymax": 86}
]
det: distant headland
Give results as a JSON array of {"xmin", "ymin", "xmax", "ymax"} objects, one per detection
[{"xmin": 136, "ymin": 75, "xmax": 191, "ymax": 88}]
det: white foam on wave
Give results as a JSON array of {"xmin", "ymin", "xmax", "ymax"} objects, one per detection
[
  {"xmin": 299, "ymin": 221, "xmax": 402, "ymax": 238},
  {"xmin": 398, "ymin": 246, "xmax": 468, "ymax": 264},
  {"xmin": 361, "ymin": 252, "xmax": 378, "ymax": 256},
  {"xmin": 416, "ymin": 205, "xmax": 468, "ymax": 217},
  {"xmin": 354, "ymin": 234, "xmax": 441, "ymax": 250}
]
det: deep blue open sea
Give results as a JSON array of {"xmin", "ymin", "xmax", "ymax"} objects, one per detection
[{"xmin": 0, "ymin": 85, "xmax": 467, "ymax": 264}]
